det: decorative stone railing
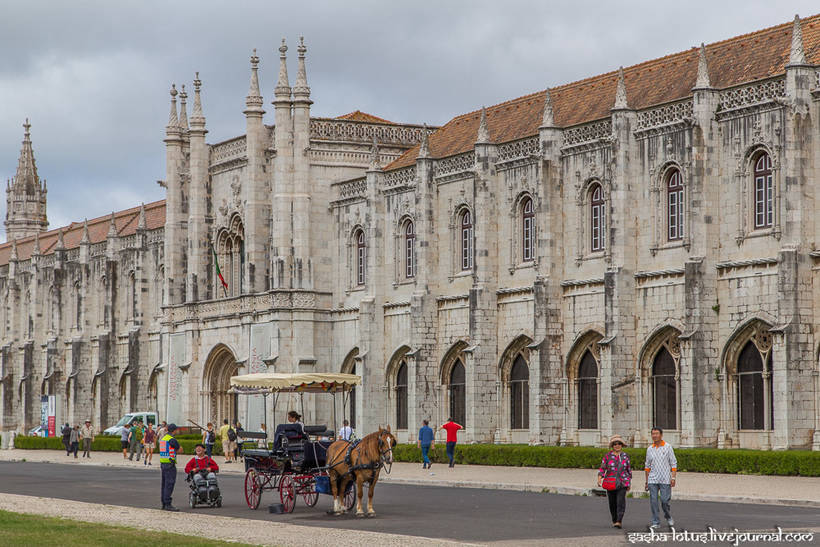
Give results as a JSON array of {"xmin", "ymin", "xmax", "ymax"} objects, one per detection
[
  {"xmin": 120, "ymin": 235, "xmax": 137, "ymax": 249},
  {"xmin": 561, "ymin": 119, "xmax": 612, "ymax": 148},
  {"xmin": 383, "ymin": 166, "xmax": 416, "ymax": 190},
  {"xmin": 310, "ymin": 119, "xmax": 428, "ymax": 146},
  {"xmin": 718, "ymin": 77, "xmax": 785, "ymax": 111},
  {"xmin": 496, "ymin": 137, "xmax": 540, "ymax": 163},
  {"xmin": 147, "ymin": 229, "xmax": 164, "ymax": 244},
  {"xmin": 167, "ymin": 290, "xmax": 326, "ymax": 323},
  {"xmin": 636, "ymin": 99, "xmax": 693, "ymax": 131},
  {"xmin": 90, "ymin": 242, "xmax": 107, "ymax": 257},
  {"xmin": 66, "ymin": 249, "xmax": 79, "ymax": 261},
  {"xmin": 210, "ymin": 136, "xmax": 247, "ymax": 164},
  {"xmin": 39, "ymin": 254, "xmax": 56, "ymax": 268},
  {"xmin": 433, "ymin": 152, "xmax": 475, "ymax": 179},
  {"xmin": 332, "ymin": 177, "xmax": 367, "ymax": 202}
]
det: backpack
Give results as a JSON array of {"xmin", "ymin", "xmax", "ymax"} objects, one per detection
[
  {"xmin": 206, "ymin": 430, "xmax": 215, "ymax": 444},
  {"xmin": 227, "ymin": 428, "xmax": 237, "ymax": 442}
]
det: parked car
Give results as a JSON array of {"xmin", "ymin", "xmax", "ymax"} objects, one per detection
[
  {"xmin": 27, "ymin": 425, "xmax": 48, "ymax": 437},
  {"xmin": 103, "ymin": 411, "xmax": 158, "ymax": 436}
]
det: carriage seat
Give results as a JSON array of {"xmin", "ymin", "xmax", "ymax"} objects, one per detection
[{"xmin": 273, "ymin": 423, "xmax": 306, "ymax": 451}]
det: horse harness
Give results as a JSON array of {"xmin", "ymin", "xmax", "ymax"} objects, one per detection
[{"xmin": 326, "ymin": 434, "xmax": 393, "ymax": 477}]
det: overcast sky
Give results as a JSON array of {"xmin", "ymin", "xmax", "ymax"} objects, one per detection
[{"xmin": 0, "ymin": 1, "xmax": 816, "ymax": 237}]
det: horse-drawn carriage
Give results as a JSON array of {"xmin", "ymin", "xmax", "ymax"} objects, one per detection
[{"xmin": 229, "ymin": 372, "xmax": 359, "ymax": 513}]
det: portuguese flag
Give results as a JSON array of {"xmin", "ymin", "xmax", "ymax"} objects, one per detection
[{"xmin": 212, "ymin": 244, "xmax": 228, "ymax": 295}]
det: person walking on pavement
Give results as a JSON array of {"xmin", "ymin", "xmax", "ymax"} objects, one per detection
[
  {"xmin": 120, "ymin": 421, "xmax": 131, "ymax": 459},
  {"xmin": 202, "ymin": 422, "xmax": 216, "ymax": 457},
  {"xmin": 417, "ymin": 419, "xmax": 435, "ymax": 469},
  {"xmin": 339, "ymin": 419, "xmax": 353, "ymax": 441},
  {"xmin": 143, "ymin": 422, "xmax": 156, "ymax": 466},
  {"xmin": 219, "ymin": 419, "xmax": 233, "ymax": 463},
  {"xmin": 69, "ymin": 425, "xmax": 80, "ymax": 459},
  {"xmin": 440, "ymin": 417, "xmax": 463, "ymax": 468},
  {"xmin": 645, "ymin": 427, "xmax": 677, "ymax": 531},
  {"xmin": 156, "ymin": 421, "xmax": 168, "ymax": 444},
  {"xmin": 597, "ymin": 434, "xmax": 632, "ymax": 528},
  {"xmin": 159, "ymin": 423, "xmax": 183, "ymax": 511},
  {"xmin": 128, "ymin": 421, "xmax": 142, "ymax": 461},
  {"xmin": 80, "ymin": 420, "xmax": 94, "ymax": 458},
  {"xmin": 61, "ymin": 423, "xmax": 72, "ymax": 455}
]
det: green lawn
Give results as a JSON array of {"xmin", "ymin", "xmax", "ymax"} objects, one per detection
[{"xmin": 0, "ymin": 509, "xmax": 260, "ymax": 546}]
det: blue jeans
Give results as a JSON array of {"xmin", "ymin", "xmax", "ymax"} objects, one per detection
[
  {"xmin": 421, "ymin": 444, "xmax": 431, "ymax": 465},
  {"xmin": 205, "ymin": 443, "xmax": 213, "ymax": 458},
  {"xmin": 161, "ymin": 463, "xmax": 177, "ymax": 507},
  {"xmin": 446, "ymin": 441, "xmax": 456, "ymax": 466},
  {"xmin": 648, "ymin": 483, "xmax": 672, "ymax": 525}
]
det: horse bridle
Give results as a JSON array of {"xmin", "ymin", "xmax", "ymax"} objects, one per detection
[{"xmin": 377, "ymin": 431, "xmax": 395, "ymax": 475}]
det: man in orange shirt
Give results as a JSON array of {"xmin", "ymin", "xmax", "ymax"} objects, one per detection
[{"xmin": 440, "ymin": 417, "xmax": 463, "ymax": 468}]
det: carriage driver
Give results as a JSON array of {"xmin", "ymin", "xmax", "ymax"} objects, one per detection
[
  {"xmin": 185, "ymin": 443, "xmax": 220, "ymax": 490},
  {"xmin": 159, "ymin": 423, "xmax": 183, "ymax": 511}
]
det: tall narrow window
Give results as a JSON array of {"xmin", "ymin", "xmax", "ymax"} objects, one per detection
[
  {"xmin": 754, "ymin": 153, "xmax": 773, "ymax": 229},
  {"xmin": 510, "ymin": 354, "xmax": 529, "ymax": 429},
  {"xmin": 652, "ymin": 347, "xmax": 677, "ymax": 430},
  {"xmin": 349, "ymin": 363, "xmax": 357, "ymax": 430},
  {"xmin": 355, "ymin": 230, "xmax": 366, "ymax": 286},
  {"xmin": 522, "ymin": 197, "xmax": 535, "ymax": 262},
  {"xmin": 590, "ymin": 184, "xmax": 605, "ymax": 252},
  {"xmin": 667, "ymin": 169, "xmax": 684, "ymax": 241},
  {"xmin": 129, "ymin": 273, "xmax": 137, "ymax": 320},
  {"xmin": 737, "ymin": 341, "xmax": 773, "ymax": 430},
  {"xmin": 578, "ymin": 350, "xmax": 598, "ymax": 429},
  {"xmin": 395, "ymin": 361, "xmax": 408, "ymax": 429},
  {"xmin": 460, "ymin": 210, "xmax": 473, "ymax": 271},
  {"xmin": 405, "ymin": 221, "xmax": 416, "ymax": 278},
  {"xmin": 449, "ymin": 359, "xmax": 466, "ymax": 427}
]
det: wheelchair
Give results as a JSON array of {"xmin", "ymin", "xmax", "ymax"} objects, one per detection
[{"xmin": 186, "ymin": 468, "xmax": 223, "ymax": 508}]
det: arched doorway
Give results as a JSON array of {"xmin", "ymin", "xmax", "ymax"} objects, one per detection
[{"xmin": 203, "ymin": 345, "xmax": 239, "ymax": 425}]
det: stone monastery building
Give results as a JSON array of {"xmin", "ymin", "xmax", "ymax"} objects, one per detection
[{"xmin": 2, "ymin": 15, "xmax": 820, "ymax": 450}]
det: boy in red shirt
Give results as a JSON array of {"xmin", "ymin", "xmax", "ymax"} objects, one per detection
[{"xmin": 440, "ymin": 417, "xmax": 463, "ymax": 468}]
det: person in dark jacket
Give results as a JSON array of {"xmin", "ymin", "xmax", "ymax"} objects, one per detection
[
  {"xmin": 69, "ymin": 425, "xmax": 80, "ymax": 458},
  {"xmin": 61, "ymin": 423, "xmax": 72, "ymax": 455}
]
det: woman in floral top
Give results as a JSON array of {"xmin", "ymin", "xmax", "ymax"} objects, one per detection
[{"xmin": 597, "ymin": 434, "xmax": 632, "ymax": 528}]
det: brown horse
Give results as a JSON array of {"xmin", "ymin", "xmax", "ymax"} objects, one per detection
[{"xmin": 326, "ymin": 426, "xmax": 396, "ymax": 516}]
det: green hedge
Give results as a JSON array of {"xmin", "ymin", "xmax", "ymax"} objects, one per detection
[
  {"xmin": 392, "ymin": 444, "xmax": 820, "ymax": 476},
  {"xmin": 13, "ymin": 435, "xmax": 225, "ymax": 456}
]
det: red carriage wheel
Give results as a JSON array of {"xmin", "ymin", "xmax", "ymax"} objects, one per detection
[
  {"xmin": 343, "ymin": 481, "xmax": 356, "ymax": 511},
  {"xmin": 244, "ymin": 468, "xmax": 262, "ymax": 510},
  {"xmin": 300, "ymin": 477, "xmax": 319, "ymax": 507},
  {"xmin": 279, "ymin": 473, "xmax": 296, "ymax": 513}
]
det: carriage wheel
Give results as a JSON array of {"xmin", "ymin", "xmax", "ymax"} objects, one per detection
[
  {"xmin": 343, "ymin": 481, "xmax": 356, "ymax": 511},
  {"xmin": 279, "ymin": 473, "xmax": 296, "ymax": 513},
  {"xmin": 244, "ymin": 468, "xmax": 262, "ymax": 510},
  {"xmin": 300, "ymin": 477, "xmax": 319, "ymax": 507}
]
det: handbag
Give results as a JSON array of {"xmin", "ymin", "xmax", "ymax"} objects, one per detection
[{"xmin": 601, "ymin": 453, "xmax": 624, "ymax": 491}]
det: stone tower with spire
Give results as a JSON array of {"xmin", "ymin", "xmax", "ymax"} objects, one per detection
[{"xmin": 5, "ymin": 119, "xmax": 48, "ymax": 241}]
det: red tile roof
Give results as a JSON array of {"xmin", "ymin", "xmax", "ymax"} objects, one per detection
[
  {"xmin": 387, "ymin": 14, "xmax": 820, "ymax": 170},
  {"xmin": 336, "ymin": 110, "xmax": 395, "ymax": 124},
  {"xmin": 0, "ymin": 200, "xmax": 166, "ymax": 266}
]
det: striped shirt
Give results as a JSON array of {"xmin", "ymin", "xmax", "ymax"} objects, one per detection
[{"xmin": 645, "ymin": 440, "xmax": 677, "ymax": 484}]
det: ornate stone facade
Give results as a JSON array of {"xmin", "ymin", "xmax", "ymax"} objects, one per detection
[{"xmin": 3, "ymin": 17, "xmax": 820, "ymax": 450}]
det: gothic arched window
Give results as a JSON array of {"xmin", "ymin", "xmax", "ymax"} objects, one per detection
[
  {"xmin": 404, "ymin": 221, "xmax": 416, "ymax": 279},
  {"xmin": 216, "ymin": 216, "xmax": 245, "ymax": 298},
  {"xmin": 510, "ymin": 354, "xmax": 529, "ymax": 429},
  {"xmin": 667, "ymin": 169, "xmax": 684, "ymax": 241},
  {"xmin": 737, "ymin": 341, "xmax": 773, "ymax": 430},
  {"xmin": 460, "ymin": 210, "xmax": 473, "ymax": 271},
  {"xmin": 753, "ymin": 153, "xmax": 773, "ymax": 229},
  {"xmin": 590, "ymin": 184, "xmax": 605, "ymax": 252},
  {"xmin": 395, "ymin": 361, "xmax": 408, "ymax": 429},
  {"xmin": 521, "ymin": 197, "xmax": 535, "ymax": 262},
  {"xmin": 355, "ymin": 229, "xmax": 366, "ymax": 286},
  {"xmin": 449, "ymin": 359, "xmax": 466, "ymax": 427},
  {"xmin": 578, "ymin": 350, "xmax": 598, "ymax": 429},
  {"xmin": 652, "ymin": 347, "xmax": 677, "ymax": 430}
]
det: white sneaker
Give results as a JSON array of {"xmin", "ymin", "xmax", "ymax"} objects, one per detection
[
  {"xmin": 649, "ymin": 524, "xmax": 660, "ymax": 532},
  {"xmin": 667, "ymin": 518, "xmax": 675, "ymax": 527}
]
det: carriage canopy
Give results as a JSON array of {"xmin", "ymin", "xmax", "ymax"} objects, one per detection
[{"xmin": 229, "ymin": 372, "xmax": 361, "ymax": 394}]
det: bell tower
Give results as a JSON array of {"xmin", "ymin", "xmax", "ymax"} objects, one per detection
[{"xmin": 6, "ymin": 119, "xmax": 48, "ymax": 241}]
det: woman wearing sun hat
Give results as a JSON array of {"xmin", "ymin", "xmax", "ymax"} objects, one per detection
[{"xmin": 597, "ymin": 434, "xmax": 632, "ymax": 528}]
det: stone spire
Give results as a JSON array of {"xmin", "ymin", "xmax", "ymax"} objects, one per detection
[
  {"xmin": 418, "ymin": 124, "xmax": 431, "ymax": 158},
  {"xmin": 275, "ymin": 39, "xmax": 291, "ymax": 98},
  {"xmin": 5, "ymin": 119, "xmax": 48, "ymax": 241},
  {"xmin": 178, "ymin": 85, "xmax": 189, "ymax": 131},
  {"xmin": 476, "ymin": 107, "xmax": 491, "ymax": 143},
  {"xmin": 245, "ymin": 49, "xmax": 264, "ymax": 112},
  {"xmin": 81, "ymin": 218, "xmax": 90, "ymax": 244},
  {"xmin": 369, "ymin": 136, "xmax": 381, "ymax": 169},
  {"xmin": 108, "ymin": 212, "xmax": 117, "ymax": 237},
  {"xmin": 694, "ymin": 43, "xmax": 712, "ymax": 89},
  {"xmin": 166, "ymin": 84, "xmax": 179, "ymax": 132},
  {"xmin": 56, "ymin": 228, "xmax": 65, "ymax": 250},
  {"xmin": 9, "ymin": 239, "xmax": 17, "ymax": 261},
  {"xmin": 13, "ymin": 118, "xmax": 39, "ymax": 192},
  {"xmin": 138, "ymin": 203, "xmax": 147, "ymax": 230},
  {"xmin": 190, "ymin": 72, "xmax": 205, "ymax": 127},
  {"xmin": 32, "ymin": 232, "xmax": 41, "ymax": 255},
  {"xmin": 613, "ymin": 67, "xmax": 629, "ymax": 110},
  {"xmin": 293, "ymin": 36, "xmax": 310, "ymax": 98},
  {"xmin": 788, "ymin": 14, "xmax": 807, "ymax": 66},
  {"xmin": 541, "ymin": 88, "xmax": 555, "ymax": 128}
]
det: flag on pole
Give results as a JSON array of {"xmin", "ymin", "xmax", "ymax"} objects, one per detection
[{"xmin": 212, "ymin": 244, "xmax": 228, "ymax": 296}]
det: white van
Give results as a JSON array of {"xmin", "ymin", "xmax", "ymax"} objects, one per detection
[{"xmin": 103, "ymin": 412, "xmax": 158, "ymax": 436}]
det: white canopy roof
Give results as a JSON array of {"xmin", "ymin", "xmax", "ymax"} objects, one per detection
[{"xmin": 229, "ymin": 372, "xmax": 361, "ymax": 393}]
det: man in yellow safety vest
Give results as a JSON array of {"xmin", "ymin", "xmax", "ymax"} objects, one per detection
[{"xmin": 158, "ymin": 423, "xmax": 183, "ymax": 511}]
